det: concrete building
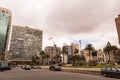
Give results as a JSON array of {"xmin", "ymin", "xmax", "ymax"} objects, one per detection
[
  {"xmin": 71, "ymin": 43, "xmax": 81, "ymax": 55},
  {"xmin": 0, "ymin": 7, "xmax": 12, "ymax": 60},
  {"xmin": 9, "ymin": 25, "xmax": 42, "ymax": 61},
  {"xmin": 115, "ymin": 15, "xmax": 120, "ymax": 44},
  {"xmin": 83, "ymin": 49, "xmax": 92, "ymax": 62},
  {"xmin": 97, "ymin": 49, "xmax": 105, "ymax": 63},
  {"xmin": 62, "ymin": 44, "xmax": 72, "ymax": 64},
  {"xmin": 45, "ymin": 45, "xmax": 61, "ymax": 63},
  {"xmin": 92, "ymin": 51, "xmax": 97, "ymax": 62}
]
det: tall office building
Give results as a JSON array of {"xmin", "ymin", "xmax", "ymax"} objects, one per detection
[
  {"xmin": 115, "ymin": 15, "xmax": 120, "ymax": 44},
  {"xmin": 0, "ymin": 7, "xmax": 12, "ymax": 60},
  {"xmin": 9, "ymin": 25, "xmax": 42, "ymax": 60}
]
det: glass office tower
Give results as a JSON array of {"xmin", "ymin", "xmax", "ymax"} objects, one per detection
[{"xmin": 0, "ymin": 7, "xmax": 12, "ymax": 60}]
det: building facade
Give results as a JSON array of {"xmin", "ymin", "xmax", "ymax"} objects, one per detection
[
  {"xmin": 115, "ymin": 15, "xmax": 120, "ymax": 44},
  {"xmin": 0, "ymin": 7, "xmax": 12, "ymax": 60},
  {"xmin": 62, "ymin": 45, "xmax": 72, "ymax": 64},
  {"xmin": 83, "ymin": 49, "xmax": 92, "ymax": 62},
  {"xmin": 45, "ymin": 45, "xmax": 61, "ymax": 63},
  {"xmin": 97, "ymin": 49, "xmax": 105, "ymax": 63},
  {"xmin": 9, "ymin": 25, "xmax": 42, "ymax": 60},
  {"xmin": 71, "ymin": 43, "xmax": 80, "ymax": 55}
]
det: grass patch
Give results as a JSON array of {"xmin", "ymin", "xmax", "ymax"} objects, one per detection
[{"xmin": 62, "ymin": 64, "xmax": 118, "ymax": 68}]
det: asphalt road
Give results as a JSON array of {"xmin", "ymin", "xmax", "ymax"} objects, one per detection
[{"xmin": 0, "ymin": 67, "xmax": 119, "ymax": 80}]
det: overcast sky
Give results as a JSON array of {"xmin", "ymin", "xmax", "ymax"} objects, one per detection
[{"xmin": 1, "ymin": 0, "xmax": 120, "ymax": 50}]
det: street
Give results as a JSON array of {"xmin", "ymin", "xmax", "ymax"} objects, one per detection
[{"xmin": 0, "ymin": 67, "xmax": 119, "ymax": 80}]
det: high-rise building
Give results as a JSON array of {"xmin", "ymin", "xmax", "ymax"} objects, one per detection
[
  {"xmin": 9, "ymin": 25, "xmax": 42, "ymax": 61},
  {"xmin": 115, "ymin": 15, "xmax": 120, "ymax": 44},
  {"xmin": 0, "ymin": 7, "xmax": 12, "ymax": 60}
]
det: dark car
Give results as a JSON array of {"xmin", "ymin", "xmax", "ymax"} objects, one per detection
[
  {"xmin": 101, "ymin": 66, "xmax": 120, "ymax": 78},
  {"xmin": 49, "ymin": 64, "xmax": 61, "ymax": 71}
]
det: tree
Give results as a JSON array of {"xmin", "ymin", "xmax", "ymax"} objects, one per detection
[
  {"xmin": 44, "ymin": 54, "xmax": 49, "ymax": 65},
  {"xmin": 31, "ymin": 55, "xmax": 39, "ymax": 65},
  {"xmin": 111, "ymin": 45, "xmax": 118, "ymax": 54},
  {"xmin": 115, "ymin": 49, "xmax": 120, "ymax": 63},
  {"xmin": 104, "ymin": 41, "xmax": 119, "ymax": 63},
  {"xmin": 62, "ymin": 46, "xmax": 68, "ymax": 65},
  {"xmin": 80, "ymin": 55, "xmax": 86, "ymax": 62},
  {"xmin": 40, "ymin": 51, "xmax": 45, "ymax": 65},
  {"xmin": 85, "ymin": 44, "xmax": 94, "ymax": 62},
  {"xmin": 71, "ymin": 55, "xmax": 81, "ymax": 66},
  {"xmin": 54, "ymin": 54, "xmax": 61, "ymax": 63}
]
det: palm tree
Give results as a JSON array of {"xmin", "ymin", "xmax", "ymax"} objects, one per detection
[
  {"xmin": 54, "ymin": 54, "xmax": 62, "ymax": 63},
  {"xmin": 85, "ymin": 44, "xmax": 94, "ymax": 62},
  {"xmin": 40, "ymin": 51, "xmax": 45, "ymax": 65},
  {"xmin": 44, "ymin": 54, "xmax": 49, "ymax": 65},
  {"xmin": 103, "ymin": 43, "xmax": 112, "ymax": 63},
  {"xmin": 31, "ymin": 55, "xmax": 39, "ymax": 65},
  {"xmin": 71, "ymin": 55, "xmax": 81, "ymax": 66},
  {"xmin": 62, "ymin": 46, "xmax": 68, "ymax": 65}
]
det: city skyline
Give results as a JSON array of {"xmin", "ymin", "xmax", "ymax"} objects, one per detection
[{"xmin": 0, "ymin": 0, "xmax": 120, "ymax": 49}]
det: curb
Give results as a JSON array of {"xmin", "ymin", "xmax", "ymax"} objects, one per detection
[{"xmin": 62, "ymin": 69, "xmax": 101, "ymax": 75}]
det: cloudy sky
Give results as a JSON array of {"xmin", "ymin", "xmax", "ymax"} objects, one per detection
[{"xmin": 0, "ymin": 0, "xmax": 120, "ymax": 50}]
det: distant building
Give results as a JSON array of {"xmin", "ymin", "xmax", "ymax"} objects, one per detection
[
  {"xmin": 62, "ymin": 44, "xmax": 72, "ymax": 64},
  {"xmin": 9, "ymin": 25, "xmax": 42, "ymax": 61},
  {"xmin": 71, "ymin": 43, "xmax": 80, "ymax": 55},
  {"xmin": 45, "ymin": 45, "xmax": 61, "ymax": 63},
  {"xmin": 97, "ymin": 49, "xmax": 105, "ymax": 63},
  {"xmin": 104, "ymin": 41, "xmax": 116, "ymax": 63},
  {"xmin": 115, "ymin": 15, "xmax": 120, "ymax": 44},
  {"xmin": 92, "ymin": 51, "xmax": 97, "ymax": 62},
  {"xmin": 83, "ymin": 49, "xmax": 92, "ymax": 62},
  {"xmin": 0, "ymin": 7, "xmax": 12, "ymax": 60}
]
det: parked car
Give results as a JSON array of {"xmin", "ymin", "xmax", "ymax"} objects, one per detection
[
  {"xmin": 31, "ymin": 65, "xmax": 41, "ymax": 69},
  {"xmin": 49, "ymin": 64, "xmax": 61, "ymax": 71},
  {"xmin": 101, "ymin": 66, "xmax": 120, "ymax": 78},
  {"xmin": 21, "ymin": 65, "xmax": 25, "ymax": 69},
  {"xmin": 23, "ymin": 65, "xmax": 31, "ymax": 70}
]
